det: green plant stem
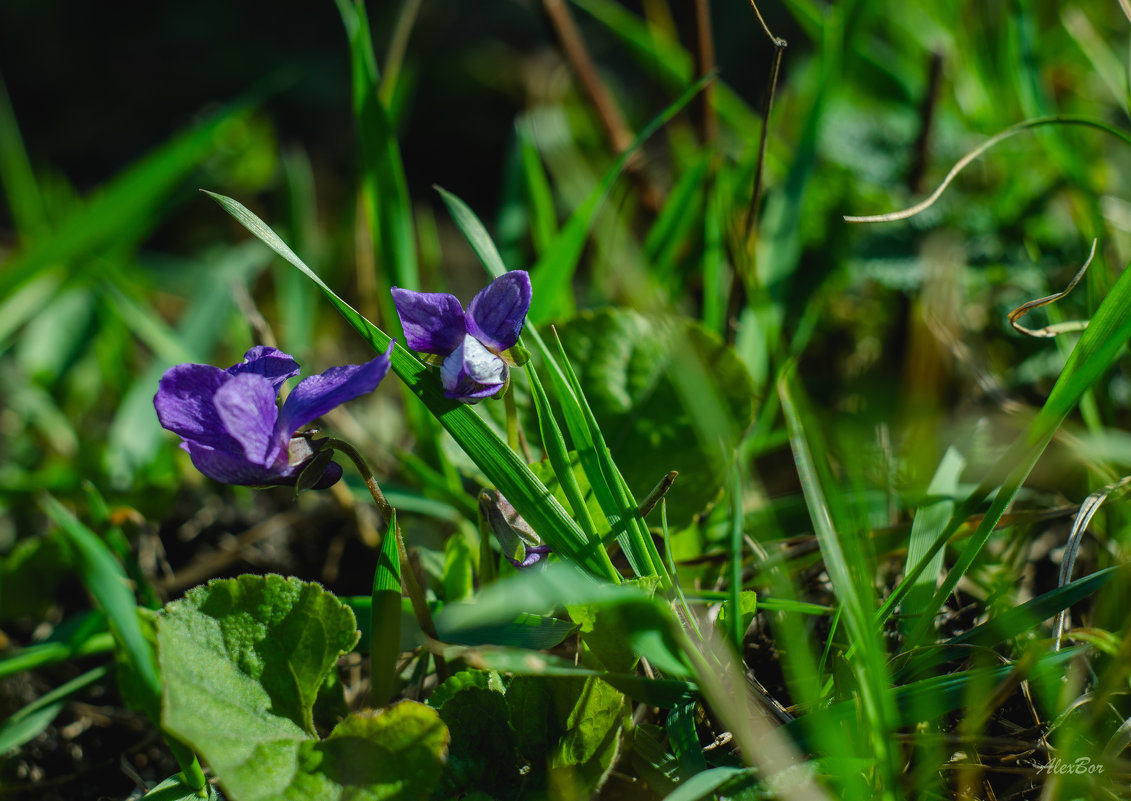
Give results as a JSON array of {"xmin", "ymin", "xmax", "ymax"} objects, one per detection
[
  {"xmin": 504, "ymin": 383, "xmax": 519, "ymax": 452},
  {"xmin": 329, "ymin": 438, "xmax": 449, "ymax": 682},
  {"xmin": 165, "ymin": 736, "xmax": 208, "ymax": 795}
]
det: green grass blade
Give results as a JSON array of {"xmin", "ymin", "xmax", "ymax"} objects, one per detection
[
  {"xmin": 517, "ymin": 120, "xmax": 559, "ymax": 256},
  {"xmin": 570, "ymin": 0, "xmax": 758, "ymax": 132},
  {"xmin": 526, "ymin": 75, "xmax": 711, "ymax": 322},
  {"xmin": 899, "ymin": 447, "xmax": 965, "ymax": 639},
  {"xmin": 527, "ymin": 365, "xmax": 598, "ymax": 542},
  {"xmin": 0, "ymin": 74, "xmax": 47, "ymax": 240},
  {"xmin": 434, "ymin": 186, "xmax": 508, "ymax": 279},
  {"xmin": 550, "ymin": 330, "xmax": 667, "ymax": 583},
  {"xmin": 0, "ymin": 100, "xmax": 253, "ymax": 300},
  {"xmin": 778, "ymin": 365, "xmax": 899, "ymax": 795},
  {"xmin": 370, "ymin": 511, "xmax": 402, "ymax": 706},
  {"xmin": 41, "ymin": 496, "xmax": 161, "ymax": 716},
  {"xmin": 202, "ymin": 191, "xmax": 618, "ymax": 583},
  {"xmin": 0, "ymin": 616, "xmax": 113, "ymax": 679},
  {"xmin": 892, "ymin": 256, "xmax": 1131, "ymax": 647},
  {"xmin": 336, "ymin": 0, "xmax": 419, "ymax": 294},
  {"xmin": 0, "ymin": 664, "xmax": 111, "ymax": 754},
  {"xmin": 898, "ymin": 566, "xmax": 1122, "ymax": 681}
]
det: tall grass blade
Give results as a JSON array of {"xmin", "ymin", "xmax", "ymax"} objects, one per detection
[{"xmin": 526, "ymin": 75, "xmax": 711, "ymax": 322}]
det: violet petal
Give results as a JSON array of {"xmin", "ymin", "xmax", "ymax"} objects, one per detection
[
  {"xmin": 391, "ymin": 288, "xmax": 466, "ymax": 354},
  {"xmin": 466, "ymin": 271, "xmax": 531, "ymax": 353},
  {"xmin": 509, "ymin": 545, "xmax": 552, "ymax": 568},
  {"xmin": 227, "ymin": 346, "xmax": 301, "ymax": 391},
  {"xmin": 181, "ymin": 441, "xmax": 288, "ymax": 486},
  {"xmin": 441, "ymin": 335, "xmax": 507, "ymax": 401},
  {"xmin": 212, "ymin": 373, "xmax": 283, "ymax": 467},
  {"xmin": 277, "ymin": 344, "xmax": 394, "ymax": 436},
  {"xmin": 154, "ymin": 363, "xmax": 242, "ymax": 450}
]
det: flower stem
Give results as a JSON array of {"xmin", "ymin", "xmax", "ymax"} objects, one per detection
[
  {"xmin": 504, "ymin": 383, "xmax": 519, "ymax": 452},
  {"xmin": 165, "ymin": 735, "xmax": 208, "ymax": 796},
  {"xmin": 327, "ymin": 438, "xmax": 449, "ymax": 683}
]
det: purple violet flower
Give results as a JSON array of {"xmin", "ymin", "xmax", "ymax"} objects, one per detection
[
  {"xmin": 391, "ymin": 271, "xmax": 531, "ymax": 403},
  {"xmin": 154, "ymin": 344, "xmax": 393, "ymax": 489},
  {"xmin": 479, "ymin": 489, "xmax": 551, "ymax": 568}
]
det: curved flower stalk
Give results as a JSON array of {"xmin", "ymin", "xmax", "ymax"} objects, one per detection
[
  {"xmin": 154, "ymin": 344, "xmax": 393, "ymax": 488},
  {"xmin": 391, "ymin": 271, "xmax": 531, "ymax": 403}
]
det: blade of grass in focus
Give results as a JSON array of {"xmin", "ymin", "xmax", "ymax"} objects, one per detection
[{"xmin": 370, "ymin": 511, "xmax": 402, "ymax": 706}]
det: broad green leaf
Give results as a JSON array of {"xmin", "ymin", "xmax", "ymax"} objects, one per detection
[
  {"xmin": 311, "ymin": 704, "xmax": 448, "ymax": 800},
  {"xmin": 551, "ymin": 676, "xmax": 628, "ymax": 796},
  {"xmin": 431, "ymin": 682, "xmax": 518, "ymax": 798},
  {"xmin": 556, "ymin": 309, "xmax": 756, "ymax": 525},
  {"xmin": 427, "ymin": 669, "xmax": 505, "ymax": 710},
  {"xmin": 159, "ymin": 575, "xmax": 358, "ymax": 739},
  {"xmin": 202, "ymin": 191, "xmax": 619, "ymax": 584},
  {"xmin": 159, "ymin": 576, "xmax": 453, "ymax": 801}
]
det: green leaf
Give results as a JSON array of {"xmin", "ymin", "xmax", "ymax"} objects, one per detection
[
  {"xmin": 158, "ymin": 575, "xmax": 359, "ymax": 741},
  {"xmin": 556, "ymin": 309, "xmax": 757, "ymax": 525},
  {"xmin": 42, "ymin": 496, "xmax": 161, "ymax": 718},
  {"xmin": 716, "ymin": 591, "xmax": 758, "ymax": 642},
  {"xmin": 201, "ymin": 191, "xmax": 619, "ymax": 585},
  {"xmin": 312, "ymin": 704, "xmax": 449, "ymax": 800},
  {"xmin": 432, "ymin": 682, "xmax": 518, "ymax": 798},
  {"xmin": 660, "ymin": 767, "xmax": 752, "ymax": 801},
  {"xmin": 159, "ymin": 577, "xmax": 447, "ymax": 801},
  {"xmin": 427, "ymin": 669, "xmax": 505, "ymax": 710},
  {"xmin": 551, "ymin": 676, "xmax": 628, "ymax": 796},
  {"xmin": 371, "ymin": 513, "xmax": 402, "ymax": 706},
  {"xmin": 437, "ymin": 611, "xmax": 577, "ymax": 650},
  {"xmin": 141, "ymin": 774, "xmax": 224, "ymax": 801},
  {"xmin": 0, "ymin": 664, "xmax": 110, "ymax": 754}
]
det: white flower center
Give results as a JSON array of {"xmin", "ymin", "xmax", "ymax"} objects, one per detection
[{"xmin": 442, "ymin": 334, "xmax": 507, "ymax": 393}]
